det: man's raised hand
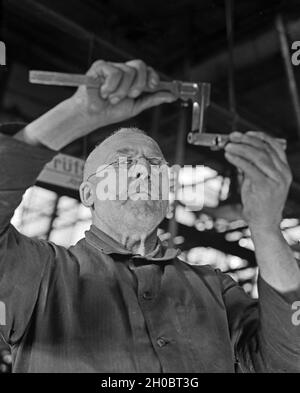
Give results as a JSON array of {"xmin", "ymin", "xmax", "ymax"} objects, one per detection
[
  {"xmin": 72, "ymin": 59, "xmax": 176, "ymax": 130},
  {"xmin": 18, "ymin": 59, "xmax": 176, "ymax": 150},
  {"xmin": 224, "ymin": 131, "xmax": 292, "ymax": 232}
]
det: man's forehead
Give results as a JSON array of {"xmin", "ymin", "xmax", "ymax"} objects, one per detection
[
  {"xmin": 100, "ymin": 131, "xmax": 163, "ymax": 159},
  {"xmin": 84, "ymin": 130, "xmax": 164, "ymax": 180}
]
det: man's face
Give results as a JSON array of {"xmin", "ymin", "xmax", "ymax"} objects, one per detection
[{"xmin": 81, "ymin": 130, "xmax": 170, "ymax": 234}]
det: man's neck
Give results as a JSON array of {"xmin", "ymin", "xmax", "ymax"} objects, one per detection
[{"xmin": 92, "ymin": 214, "xmax": 158, "ymax": 256}]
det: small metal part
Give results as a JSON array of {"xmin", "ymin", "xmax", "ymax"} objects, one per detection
[
  {"xmin": 187, "ymin": 133, "xmax": 229, "ymax": 150},
  {"xmin": 30, "ymin": 71, "xmax": 102, "ymax": 88},
  {"xmin": 30, "ymin": 70, "xmax": 180, "ymax": 94},
  {"xmin": 187, "ymin": 132, "xmax": 287, "ymax": 151},
  {"xmin": 192, "ymin": 84, "xmax": 211, "ymax": 134}
]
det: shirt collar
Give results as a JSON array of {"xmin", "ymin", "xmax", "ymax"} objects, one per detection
[{"xmin": 85, "ymin": 224, "xmax": 180, "ymax": 262}]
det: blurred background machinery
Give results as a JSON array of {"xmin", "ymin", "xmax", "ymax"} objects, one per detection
[{"xmin": 1, "ymin": 0, "xmax": 300, "ymax": 371}]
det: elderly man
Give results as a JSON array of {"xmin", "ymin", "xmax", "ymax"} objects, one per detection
[{"xmin": 0, "ymin": 60, "xmax": 299, "ymax": 373}]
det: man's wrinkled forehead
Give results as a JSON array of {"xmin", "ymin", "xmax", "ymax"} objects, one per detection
[
  {"xmin": 99, "ymin": 131, "xmax": 163, "ymax": 162},
  {"xmin": 84, "ymin": 130, "xmax": 164, "ymax": 180}
]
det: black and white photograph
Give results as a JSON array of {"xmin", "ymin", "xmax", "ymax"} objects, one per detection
[{"xmin": 0, "ymin": 0, "xmax": 300, "ymax": 377}]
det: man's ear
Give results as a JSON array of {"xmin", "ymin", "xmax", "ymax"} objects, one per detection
[{"xmin": 79, "ymin": 181, "xmax": 94, "ymax": 207}]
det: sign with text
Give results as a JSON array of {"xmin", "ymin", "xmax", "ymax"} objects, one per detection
[
  {"xmin": 0, "ymin": 41, "xmax": 6, "ymax": 65},
  {"xmin": 37, "ymin": 153, "xmax": 84, "ymax": 191}
]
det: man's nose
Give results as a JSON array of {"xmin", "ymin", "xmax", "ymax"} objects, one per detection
[{"xmin": 134, "ymin": 158, "xmax": 151, "ymax": 180}]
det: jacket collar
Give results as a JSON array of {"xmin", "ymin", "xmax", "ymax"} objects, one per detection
[{"xmin": 85, "ymin": 224, "xmax": 180, "ymax": 262}]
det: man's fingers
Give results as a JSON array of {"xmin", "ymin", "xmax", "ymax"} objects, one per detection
[
  {"xmin": 107, "ymin": 63, "xmax": 136, "ymax": 104},
  {"xmin": 87, "ymin": 59, "xmax": 165, "ymax": 106},
  {"xmin": 88, "ymin": 60, "xmax": 139, "ymax": 103},
  {"xmin": 125, "ymin": 59, "xmax": 148, "ymax": 98},
  {"xmin": 88, "ymin": 60, "xmax": 122, "ymax": 99},
  {"xmin": 225, "ymin": 142, "xmax": 281, "ymax": 182},
  {"xmin": 246, "ymin": 131, "xmax": 288, "ymax": 164},
  {"xmin": 147, "ymin": 66, "xmax": 160, "ymax": 89},
  {"xmin": 229, "ymin": 131, "xmax": 285, "ymax": 172},
  {"xmin": 229, "ymin": 131, "xmax": 292, "ymax": 184},
  {"xmin": 224, "ymin": 151, "xmax": 267, "ymax": 184},
  {"xmin": 134, "ymin": 91, "xmax": 176, "ymax": 114},
  {"xmin": 86, "ymin": 59, "xmax": 176, "ymax": 115}
]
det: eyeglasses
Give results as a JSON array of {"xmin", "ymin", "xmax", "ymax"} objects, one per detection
[{"xmin": 86, "ymin": 156, "xmax": 169, "ymax": 181}]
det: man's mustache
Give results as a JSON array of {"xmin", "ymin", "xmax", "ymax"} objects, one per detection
[{"xmin": 118, "ymin": 177, "xmax": 152, "ymax": 200}]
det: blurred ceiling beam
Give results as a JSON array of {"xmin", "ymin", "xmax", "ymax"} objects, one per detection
[
  {"xmin": 190, "ymin": 14, "xmax": 300, "ymax": 84},
  {"xmin": 4, "ymin": 0, "xmax": 131, "ymax": 62}
]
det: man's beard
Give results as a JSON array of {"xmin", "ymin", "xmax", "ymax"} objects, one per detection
[{"xmin": 118, "ymin": 199, "xmax": 166, "ymax": 232}]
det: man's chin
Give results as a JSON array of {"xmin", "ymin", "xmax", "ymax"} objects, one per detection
[
  {"xmin": 119, "ymin": 193, "xmax": 157, "ymax": 204},
  {"xmin": 121, "ymin": 198, "xmax": 158, "ymax": 209},
  {"xmin": 120, "ymin": 199, "xmax": 166, "ymax": 223}
]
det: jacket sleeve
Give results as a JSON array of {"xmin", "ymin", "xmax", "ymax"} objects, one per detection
[
  {"xmin": 217, "ymin": 269, "xmax": 300, "ymax": 373},
  {"xmin": 0, "ymin": 124, "xmax": 57, "ymax": 345}
]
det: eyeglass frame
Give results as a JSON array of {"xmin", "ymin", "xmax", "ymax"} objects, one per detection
[{"xmin": 86, "ymin": 155, "xmax": 169, "ymax": 182}]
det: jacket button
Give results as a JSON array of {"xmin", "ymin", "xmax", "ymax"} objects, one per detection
[
  {"xmin": 142, "ymin": 291, "xmax": 153, "ymax": 300},
  {"xmin": 156, "ymin": 337, "xmax": 167, "ymax": 347}
]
